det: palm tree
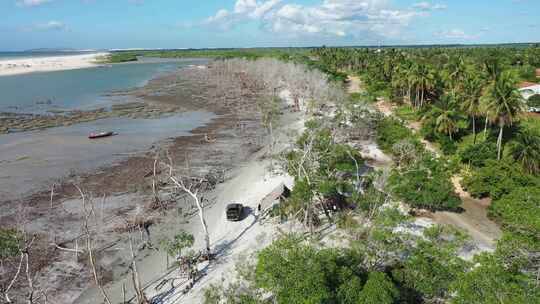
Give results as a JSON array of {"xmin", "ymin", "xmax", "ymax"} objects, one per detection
[
  {"xmin": 410, "ymin": 63, "xmax": 436, "ymax": 108},
  {"xmin": 431, "ymin": 95, "xmax": 462, "ymax": 140},
  {"xmin": 480, "ymin": 71, "xmax": 526, "ymax": 160},
  {"xmin": 460, "ymin": 68, "xmax": 485, "ymax": 143},
  {"xmin": 510, "ymin": 129, "xmax": 540, "ymax": 174},
  {"xmin": 443, "ymin": 55, "xmax": 466, "ymax": 95},
  {"xmin": 435, "ymin": 109, "xmax": 459, "ymax": 140}
]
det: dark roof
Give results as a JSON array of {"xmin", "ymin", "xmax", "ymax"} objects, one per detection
[{"xmin": 226, "ymin": 203, "xmax": 243, "ymax": 210}]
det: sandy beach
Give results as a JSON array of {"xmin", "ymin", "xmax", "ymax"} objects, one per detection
[{"xmin": 0, "ymin": 52, "xmax": 108, "ymax": 76}]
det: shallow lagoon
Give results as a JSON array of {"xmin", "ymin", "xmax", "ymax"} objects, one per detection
[{"xmin": 0, "ymin": 58, "xmax": 208, "ymax": 113}]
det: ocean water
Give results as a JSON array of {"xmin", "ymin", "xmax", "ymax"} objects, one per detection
[{"xmin": 0, "ymin": 58, "xmax": 208, "ymax": 113}]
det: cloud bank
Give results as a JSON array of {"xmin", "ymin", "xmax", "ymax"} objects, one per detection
[{"xmin": 203, "ymin": 0, "xmax": 435, "ymax": 41}]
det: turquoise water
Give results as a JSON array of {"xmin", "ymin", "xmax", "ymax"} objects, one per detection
[{"xmin": 0, "ymin": 58, "xmax": 208, "ymax": 113}]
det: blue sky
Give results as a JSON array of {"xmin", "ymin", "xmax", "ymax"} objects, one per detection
[{"xmin": 0, "ymin": 0, "xmax": 538, "ymax": 51}]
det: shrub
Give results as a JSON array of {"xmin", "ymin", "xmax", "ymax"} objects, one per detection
[
  {"xmin": 389, "ymin": 154, "xmax": 461, "ymax": 211},
  {"xmin": 394, "ymin": 105, "xmax": 419, "ymax": 122},
  {"xmin": 458, "ymin": 142, "xmax": 498, "ymax": 167},
  {"xmin": 461, "ymin": 160, "xmax": 539, "ymax": 200},
  {"xmin": 489, "ymin": 187, "xmax": 540, "ymax": 239},
  {"xmin": 0, "ymin": 229, "xmax": 20, "ymax": 259},
  {"xmin": 255, "ymin": 236, "xmax": 367, "ymax": 304},
  {"xmin": 393, "ymin": 236, "xmax": 469, "ymax": 300},
  {"xmin": 357, "ymin": 272, "xmax": 399, "ymax": 304},
  {"xmin": 434, "ymin": 134, "xmax": 458, "ymax": 155},
  {"xmin": 528, "ymin": 94, "xmax": 540, "ymax": 108},
  {"xmin": 452, "ymin": 253, "xmax": 540, "ymax": 304},
  {"xmin": 376, "ymin": 117, "xmax": 421, "ymax": 154}
]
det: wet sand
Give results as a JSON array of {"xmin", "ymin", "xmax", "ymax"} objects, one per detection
[
  {"xmin": 0, "ymin": 111, "xmax": 214, "ymax": 201},
  {"xmin": 0, "ymin": 63, "xmax": 269, "ymax": 303}
]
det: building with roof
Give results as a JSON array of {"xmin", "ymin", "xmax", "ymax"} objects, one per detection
[
  {"xmin": 519, "ymin": 82, "xmax": 540, "ymax": 99},
  {"xmin": 518, "ymin": 82, "xmax": 540, "ymax": 112}
]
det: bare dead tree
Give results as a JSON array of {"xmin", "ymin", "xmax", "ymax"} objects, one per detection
[
  {"xmin": 161, "ymin": 151, "xmax": 212, "ymax": 259},
  {"xmin": 128, "ymin": 236, "xmax": 148, "ymax": 304},
  {"xmin": 76, "ymin": 185, "xmax": 112, "ymax": 304},
  {"xmin": 2, "ymin": 231, "xmax": 37, "ymax": 303},
  {"xmin": 169, "ymin": 175, "xmax": 211, "ymax": 258}
]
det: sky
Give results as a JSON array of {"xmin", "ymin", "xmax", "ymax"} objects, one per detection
[{"xmin": 0, "ymin": 0, "xmax": 539, "ymax": 51}]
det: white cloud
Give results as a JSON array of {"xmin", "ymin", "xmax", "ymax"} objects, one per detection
[
  {"xmin": 16, "ymin": 0, "xmax": 53, "ymax": 7},
  {"xmin": 19, "ymin": 20, "xmax": 67, "ymax": 32},
  {"xmin": 437, "ymin": 29, "xmax": 478, "ymax": 40},
  {"xmin": 204, "ymin": 0, "xmax": 423, "ymax": 40},
  {"xmin": 412, "ymin": 2, "xmax": 447, "ymax": 11}
]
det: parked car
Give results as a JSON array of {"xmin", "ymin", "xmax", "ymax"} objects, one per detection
[{"xmin": 226, "ymin": 203, "xmax": 244, "ymax": 221}]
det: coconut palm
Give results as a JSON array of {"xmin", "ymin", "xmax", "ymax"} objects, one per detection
[
  {"xmin": 432, "ymin": 95, "xmax": 463, "ymax": 140},
  {"xmin": 460, "ymin": 68, "xmax": 485, "ymax": 143},
  {"xmin": 480, "ymin": 71, "xmax": 526, "ymax": 160},
  {"xmin": 443, "ymin": 55, "xmax": 466, "ymax": 94},
  {"xmin": 510, "ymin": 129, "xmax": 540, "ymax": 174},
  {"xmin": 410, "ymin": 63, "xmax": 437, "ymax": 108}
]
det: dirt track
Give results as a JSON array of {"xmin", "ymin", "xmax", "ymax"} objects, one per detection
[{"xmin": 350, "ymin": 76, "xmax": 502, "ymax": 250}]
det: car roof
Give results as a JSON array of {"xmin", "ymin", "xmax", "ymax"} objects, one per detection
[{"xmin": 226, "ymin": 203, "xmax": 242, "ymax": 209}]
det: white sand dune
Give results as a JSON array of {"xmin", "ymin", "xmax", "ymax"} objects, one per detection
[{"xmin": 0, "ymin": 52, "xmax": 109, "ymax": 76}]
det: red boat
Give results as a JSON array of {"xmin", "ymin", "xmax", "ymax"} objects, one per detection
[{"xmin": 88, "ymin": 131, "xmax": 114, "ymax": 139}]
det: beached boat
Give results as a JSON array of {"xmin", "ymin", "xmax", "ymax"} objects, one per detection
[{"xmin": 88, "ymin": 131, "xmax": 114, "ymax": 139}]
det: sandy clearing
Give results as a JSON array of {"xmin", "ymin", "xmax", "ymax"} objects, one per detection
[
  {"xmin": 0, "ymin": 53, "xmax": 108, "ymax": 76},
  {"xmin": 347, "ymin": 75, "xmax": 362, "ymax": 94}
]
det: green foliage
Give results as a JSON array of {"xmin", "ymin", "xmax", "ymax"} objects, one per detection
[
  {"xmin": 283, "ymin": 121, "xmax": 365, "ymax": 225},
  {"xmin": 357, "ymin": 272, "xmax": 399, "ymax": 304},
  {"xmin": 255, "ymin": 236, "xmax": 366, "ymax": 304},
  {"xmin": 105, "ymin": 48, "xmax": 308, "ymax": 63},
  {"xmin": 452, "ymin": 253, "xmax": 540, "ymax": 304},
  {"xmin": 0, "ymin": 229, "xmax": 20, "ymax": 259},
  {"xmin": 375, "ymin": 117, "xmax": 421, "ymax": 154},
  {"xmin": 508, "ymin": 128, "xmax": 540, "ymax": 174},
  {"xmin": 203, "ymin": 282, "xmax": 263, "ymax": 304},
  {"xmin": 528, "ymin": 94, "xmax": 540, "ymax": 108},
  {"xmin": 159, "ymin": 231, "xmax": 195, "ymax": 258},
  {"xmin": 458, "ymin": 141, "xmax": 498, "ymax": 167},
  {"xmin": 489, "ymin": 187, "xmax": 540, "ymax": 239},
  {"xmin": 102, "ymin": 52, "xmax": 138, "ymax": 63},
  {"xmin": 461, "ymin": 159, "xmax": 539, "ymax": 200},
  {"xmin": 516, "ymin": 65, "xmax": 539, "ymax": 82},
  {"xmin": 393, "ymin": 226, "xmax": 470, "ymax": 300},
  {"xmin": 394, "ymin": 105, "xmax": 419, "ymax": 122},
  {"xmin": 389, "ymin": 154, "xmax": 461, "ymax": 211}
]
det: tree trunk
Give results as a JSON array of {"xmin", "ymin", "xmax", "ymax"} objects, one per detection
[
  {"xmin": 497, "ymin": 123, "xmax": 504, "ymax": 161},
  {"xmin": 484, "ymin": 117, "xmax": 489, "ymax": 140},
  {"xmin": 193, "ymin": 195, "xmax": 211, "ymax": 257},
  {"xmin": 472, "ymin": 116, "xmax": 477, "ymax": 144}
]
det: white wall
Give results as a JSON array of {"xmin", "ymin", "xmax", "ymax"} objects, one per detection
[{"xmin": 520, "ymin": 84, "xmax": 540, "ymax": 100}]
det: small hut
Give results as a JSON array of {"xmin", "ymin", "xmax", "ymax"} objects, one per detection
[{"xmin": 260, "ymin": 183, "xmax": 291, "ymax": 212}]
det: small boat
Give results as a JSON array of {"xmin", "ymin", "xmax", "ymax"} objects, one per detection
[{"xmin": 88, "ymin": 131, "xmax": 114, "ymax": 139}]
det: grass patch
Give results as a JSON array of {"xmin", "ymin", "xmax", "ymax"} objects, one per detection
[
  {"xmin": 394, "ymin": 105, "xmax": 419, "ymax": 122},
  {"xmin": 0, "ymin": 229, "xmax": 20, "ymax": 258}
]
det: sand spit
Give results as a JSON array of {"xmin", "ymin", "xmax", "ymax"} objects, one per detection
[{"xmin": 0, "ymin": 53, "xmax": 108, "ymax": 76}]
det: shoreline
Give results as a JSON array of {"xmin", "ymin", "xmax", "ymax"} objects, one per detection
[
  {"xmin": 0, "ymin": 62, "xmax": 272, "ymax": 303},
  {"xmin": 0, "ymin": 52, "xmax": 109, "ymax": 76}
]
